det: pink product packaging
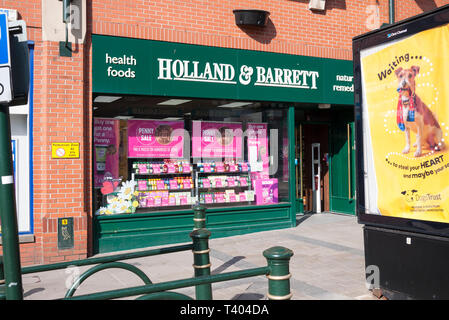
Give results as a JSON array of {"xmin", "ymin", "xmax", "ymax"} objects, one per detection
[
  {"xmin": 216, "ymin": 163, "xmax": 225, "ymax": 172},
  {"xmin": 203, "ymin": 179, "xmax": 211, "ymax": 188},
  {"xmin": 138, "ymin": 163, "xmax": 148, "ymax": 174},
  {"xmin": 182, "ymin": 163, "xmax": 191, "ymax": 173},
  {"xmin": 215, "ymin": 193, "xmax": 225, "ymax": 203},
  {"xmin": 254, "ymin": 178, "xmax": 279, "ymax": 205},
  {"xmin": 205, "ymin": 194, "xmax": 214, "ymax": 204},
  {"xmin": 167, "ymin": 164, "xmax": 176, "ymax": 173},
  {"xmin": 183, "ymin": 180, "xmax": 191, "ymax": 189},
  {"xmin": 146, "ymin": 196, "xmax": 155, "ymax": 207},
  {"xmin": 169, "ymin": 180, "xmax": 178, "ymax": 189},
  {"xmin": 138, "ymin": 180, "xmax": 148, "ymax": 191},
  {"xmin": 152, "ymin": 164, "xmax": 161, "ymax": 174},
  {"xmin": 156, "ymin": 180, "xmax": 165, "ymax": 190}
]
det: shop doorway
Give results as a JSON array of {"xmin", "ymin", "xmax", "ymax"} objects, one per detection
[
  {"xmin": 329, "ymin": 120, "xmax": 356, "ymax": 215},
  {"xmin": 298, "ymin": 124, "xmax": 330, "ymax": 213}
]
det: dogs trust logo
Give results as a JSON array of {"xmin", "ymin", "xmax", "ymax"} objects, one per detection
[{"xmin": 401, "ymin": 189, "xmax": 442, "ymax": 202}]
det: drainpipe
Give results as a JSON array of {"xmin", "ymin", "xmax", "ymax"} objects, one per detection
[{"xmin": 389, "ymin": 0, "xmax": 395, "ymax": 24}]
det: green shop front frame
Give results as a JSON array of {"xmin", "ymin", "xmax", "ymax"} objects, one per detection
[
  {"xmin": 94, "ymin": 203, "xmax": 293, "ymax": 253},
  {"xmin": 92, "ymin": 35, "xmax": 353, "ymax": 254}
]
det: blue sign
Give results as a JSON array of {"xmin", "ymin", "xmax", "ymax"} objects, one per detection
[{"xmin": 0, "ymin": 13, "xmax": 9, "ymax": 65}]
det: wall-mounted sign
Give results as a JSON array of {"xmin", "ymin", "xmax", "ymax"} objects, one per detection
[
  {"xmin": 58, "ymin": 217, "xmax": 74, "ymax": 249},
  {"xmin": 51, "ymin": 142, "xmax": 80, "ymax": 159},
  {"xmin": 0, "ymin": 13, "xmax": 12, "ymax": 103},
  {"xmin": 92, "ymin": 35, "xmax": 354, "ymax": 105}
]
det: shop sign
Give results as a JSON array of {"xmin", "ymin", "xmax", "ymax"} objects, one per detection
[
  {"xmin": 127, "ymin": 119, "xmax": 185, "ymax": 158},
  {"xmin": 192, "ymin": 121, "xmax": 242, "ymax": 158},
  {"xmin": 93, "ymin": 118, "xmax": 120, "ymax": 187},
  {"xmin": 93, "ymin": 35, "xmax": 354, "ymax": 105},
  {"xmin": 51, "ymin": 142, "xmax": 80, "ymax": 159}
]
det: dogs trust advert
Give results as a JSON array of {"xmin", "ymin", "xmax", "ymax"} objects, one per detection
[{"xmin": 360, "ymin": 23, "xmax": 449, "ymax": 223}]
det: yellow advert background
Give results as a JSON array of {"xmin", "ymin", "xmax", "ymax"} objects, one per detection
[{"xmin": 361, "ymin": 24, "xmax": 449, "ymax": 223}]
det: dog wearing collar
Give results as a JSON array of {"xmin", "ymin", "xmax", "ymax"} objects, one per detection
[{"xmin": 395, "ymin": 66, "xmax": 443, "ymax": 157}]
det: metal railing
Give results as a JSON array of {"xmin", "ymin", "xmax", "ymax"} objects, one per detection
[{"xmin": 0, "ymin": 205, "xmax": 293, "ymax": 300}]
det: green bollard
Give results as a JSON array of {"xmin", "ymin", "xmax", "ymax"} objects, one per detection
[
  {"xmin": 263, "ymin": 246, "xmax": 294, "ymax": 300},
  {"xmin": 192, "ymin": 203, "xmax": 206, "ymax": 230},
  {"xmin": 0, "ymin": 104, "xmax": 23, "ymax": 300},
  {"xmin": 190, "ymin": 228, "xmax": 213, "ymax": 300}
]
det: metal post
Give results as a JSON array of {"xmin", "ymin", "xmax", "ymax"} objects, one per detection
[
  {"xmin": 192, "ymin": 203, "xmax": 206, "ymax": 230},
  {"xmin": 190, "ymin": 228, "xmax": 213, "ymax": 300},
  {"xmin": 263, "ymin": 246, "xmax": 293, "ymax": 300},
  {"xmin": 0, "ymin": 103, "xmax": 23, "ymax": 300},
  {"xmin": 0, "ymin": 255, "xmax": 4, "ymax": 284},
  {"xmin": 389, "ymin": 0, "xmax": 395, "ymax": 24}
]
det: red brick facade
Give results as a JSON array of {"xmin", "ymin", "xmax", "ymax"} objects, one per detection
[{"xmin": 1, "ymin": 0, "xmax": 448, "ymax": 265}]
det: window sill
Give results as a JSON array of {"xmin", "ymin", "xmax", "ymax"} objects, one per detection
[{"xmin": 0, "ymin": 234, "xmax": 35, "ymax": 245}]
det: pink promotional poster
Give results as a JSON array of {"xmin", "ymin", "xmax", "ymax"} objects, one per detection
[
  {"xmin": 254, "ymin": 178, "xmax": 278, "ymax": 205},
  {"xmin": 128, "ymin": 119, "xmax": 185, "ymax": 158},
  {"xmin": 247, "ymin": 123, "xmax": 269, "ymax": 179},
  {"xmin": 94, "ymin": 118, "xmax": 120, "ymax": 188},
  {"xmin": 192, "ymin": 121, "xmax": 242, "ymax": 158}
]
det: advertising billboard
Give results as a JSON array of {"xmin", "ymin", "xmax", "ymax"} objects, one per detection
[{"xmin": 353, "ymin": 5, "xmax": 449, "ymax": 237}]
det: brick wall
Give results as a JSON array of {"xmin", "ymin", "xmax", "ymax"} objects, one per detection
[
  {"xmin": 0, "ymin": 0, "xmax": 448, "ymax": 266},
  {"xmin": 90, "ymin": 0, "xmax": 449, "ymax": 60},
  {"xmin": 0, "ymin": 0, "xmax": 91, "ymax": 265}
]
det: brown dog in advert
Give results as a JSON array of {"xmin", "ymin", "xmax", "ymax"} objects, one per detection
[{"xmin": 395, "ymin": 66, "xmax": 444, "ymax": 157}]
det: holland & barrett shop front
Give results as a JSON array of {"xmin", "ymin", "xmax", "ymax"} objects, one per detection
[{"xmin": 92, "ymin": 35, "xmax": 354, "ymax": 253}]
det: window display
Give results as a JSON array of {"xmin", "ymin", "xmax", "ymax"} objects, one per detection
[{"xmin": 93, "ymin": 96, "xmax": 290, "ymax": 215}]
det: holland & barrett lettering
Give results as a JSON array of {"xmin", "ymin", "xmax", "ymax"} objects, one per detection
[{"xmin": 158, "ymin": 58, "xmax": 235, "ymax": 83}]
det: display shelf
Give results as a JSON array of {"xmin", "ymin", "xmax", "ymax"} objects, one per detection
[
  {"xmin": 137, "ymin": 188, "xmax": 193, "ymax": 192},
  {"xmin": 197, "ymin": 186, "xmax": 248, "ymax": 190},
  {"xmin": 133, "ymin": 172, "xmax": 193, "ymax": 175},
  {"xmin": 196, "ymin": 170, "xmax": 250, "ymax": 174}
]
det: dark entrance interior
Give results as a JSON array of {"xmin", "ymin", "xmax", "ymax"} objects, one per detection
[
  {"xmin": 300, "ymin": 123, "xmax": 329, "ymax": 213},
  {"xmin": 295, "ymin": 106, "xmax": 355, "ymax": 215}
]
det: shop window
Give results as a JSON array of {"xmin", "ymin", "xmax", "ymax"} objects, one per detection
[{"xmin": 93, "ymin": 95, "xmax": 290, "ymax": 215}]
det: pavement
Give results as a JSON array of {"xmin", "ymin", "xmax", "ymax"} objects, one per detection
[{"xmin": 22, "ymin": 212, "xmax": 380, "ymax": 300}]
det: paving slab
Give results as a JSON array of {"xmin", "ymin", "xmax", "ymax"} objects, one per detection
[{"xmin": 21, "ymin": 213, "xmax": 380, "ymax": 300}]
